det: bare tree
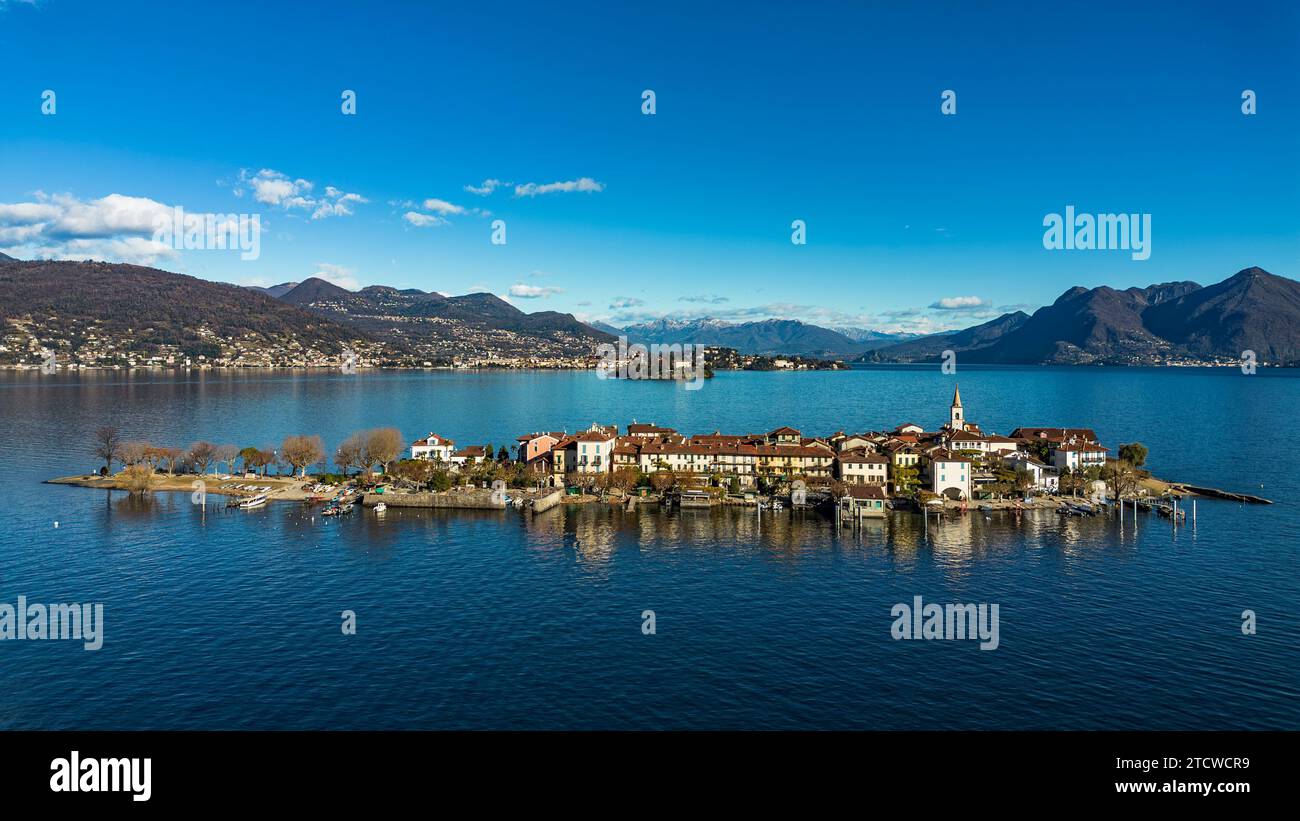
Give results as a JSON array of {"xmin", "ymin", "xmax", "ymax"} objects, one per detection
[
  {"xmin": 650, "ymin": 470, "xmax": 676, "ymax": 492},
  {"xmin": 365, "ymin": 427, "xmax": 404, "ymax": 476},
  {"xmin": 158, "ymin": 446, "xmax": 183, "ymax": 475},
  {"xmin": 188, "ymin": 441, "xmax": 217, "ymax": 475},
  {"xmin": 214, "ymin": 444, "xmax": 240, "ymax": 476},
  {"xmin": 1103, "ymin": 459, "xmax": 1140, "ymax": 500},
  {"xmin": 118, "ymin": 441, "xmax": 150, "ymax": 466},
  {"xmin": 255, "ymin": 447, "xmax": 276, "ymax": 476},
  {"xmin": 93, "ymin": 426, "xmax": 121, "ymax": 474},
  {"xmin": 336, "ymin": 432, "xmax": 368, "ymax": 476},
  {"xmin": 281, "ymin": 434, "xmax": 325, "ymax": 478},
  {"xmin": 610, "ymin": 467, "xmax": 640, "ymax": 493}
]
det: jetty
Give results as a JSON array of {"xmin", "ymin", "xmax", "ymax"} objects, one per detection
[{"xmin": 1167, "ymin": 483, "xmax": 1271, "ymax": 504}]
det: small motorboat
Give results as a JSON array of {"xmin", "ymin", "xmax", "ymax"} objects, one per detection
[
  {"xmin": 240, "ymin": 494, "xmax": 268, "ymax": 509},
  {"xmin": 373, "ymin": 502, "xmax": 387, "ymax": 514}
]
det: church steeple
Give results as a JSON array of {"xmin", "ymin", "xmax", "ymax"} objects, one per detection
[{"xmin": 949, "ymin": 383, "xmax": 964, "ymax": 431}]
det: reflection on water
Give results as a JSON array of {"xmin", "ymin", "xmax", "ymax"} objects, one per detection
[
  {"xmin": 4, "ymin": 368, "xmax": 1298, "ymax": 730},
  {"xmin": 81, "ymin": 489, "xmax": 1220, "ymax": 583}
]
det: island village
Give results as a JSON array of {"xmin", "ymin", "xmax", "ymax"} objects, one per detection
[
  {"xmin": 58, "ymin": 385, "xmax": 1198, "ymax": 521},
  {"xmin": 450, "ymin": 384, "xmax": 1120, "ymax": 517}
]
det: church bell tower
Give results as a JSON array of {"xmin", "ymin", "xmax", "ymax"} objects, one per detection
[{"xmin": 950, "ymin": 383, "xmax": 964, "ymax": 431}]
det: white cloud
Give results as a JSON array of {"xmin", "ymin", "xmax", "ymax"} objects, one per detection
[
  {"xmin": 464, "ymin": 179, "xmax": 508, "ymax": 196},
  {"xmin": 514, "ymin": 177, "xmax": 605, "ymax": 198},
  {"xmin": 0, "ymin": 192, "xmax": 204, "ymax": 265},
  {"xmin": 399, "ymin": 196, "xmax": 490, "ymax": 225},
  {"xmin": 312, "ymin": 193, "xmax": 367, "ymax": 220},
  {"xmin": 0, "ymin": 202, "xmax": 61, "ymax": 224},
  {"xmin": 234, "ymin": 169, "xmax": 365, "ymax": 219},
  {"xmin": 509, "ymin": 283, "xmax": 563, "ymax": 299},
  {"xmin": 422, "ymin": 198, "xmax": 467, "ymax": 215},
  {"xmin": 609, "ymin": 296, "xmax": 643, "ymax": 309},
  {"xmin": 929, "ymin": 295, "xmax": 987, "ymax": 310},
  {"xmin": 310, "ymin": 263, "xmax": 360, "ymax": 291},
  {"xmin": 403, "ymin": 211, "xmax": 448, "ymax": 228}
]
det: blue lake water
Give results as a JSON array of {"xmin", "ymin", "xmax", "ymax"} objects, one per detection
[{"xmin": 0, "ymin": 366, "xmax": 1296, "ymax": 729}]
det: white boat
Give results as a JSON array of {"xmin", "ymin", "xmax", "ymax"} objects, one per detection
[
  {"xmin": 373, "ymin": 502, "xmax": 387, "ymax": 513},
  {"xmin": 240, "ymin": 494, "xmax": 268, "ymax": 509}
]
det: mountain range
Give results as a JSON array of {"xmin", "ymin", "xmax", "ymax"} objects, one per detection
[
  {"xmin": 248, "ymin": 281, "xmax": 301, "ymax": 299},
  {"xmin": 862, "ymin": 267, "xmax": 1300, "ymax": 365},
  {"xmin": 613, "ymin": 317, "xmax": 915, "ymax": 357},
  {"xmin": 0, "ymin": 259, "xmax": 370, "ymax": 362},
  {"xmin": 267, "ymin": 276, "xmax": 612, "ymax": 356},
  {"xmin": 0, "ymin": 260, "xmax": 612, "ymax": 365},
  {"xmin": 2, "ymin": 257, "xmax": 1295, "ymax": 366}
]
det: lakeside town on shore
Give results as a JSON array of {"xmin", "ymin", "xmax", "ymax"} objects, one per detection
[
  {"xmin": 0, "ymin": 325, "xmax": 845, "ymax": 372},
  {"xmin": 53, "ymin": 385, "xmax": 1256, "ymax": 523}
]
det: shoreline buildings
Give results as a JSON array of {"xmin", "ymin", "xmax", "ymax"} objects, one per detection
[{"xmin": 407, "ymin": 386, "xmax": 1113, "ymax": 501}]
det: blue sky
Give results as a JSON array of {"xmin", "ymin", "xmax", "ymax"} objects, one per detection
[{"xmin": 1, "ymin": 0, "xmax": 1297, "ymax": 333}]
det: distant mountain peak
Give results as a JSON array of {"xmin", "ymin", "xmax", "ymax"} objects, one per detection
[
  {"xmin": 247, "ymin": 281, "xmax": 300, "ymax": 299},
  {"xmin": 620, "ymin": 316, "xmax": 909, "ymax": 356},
  {"xmin": 265, "ymin": 276, "xmax": 608, "ymax": 355},
  {"xmin": 867, "ymin": 266, "xmax": 1299, "ymax": 365}
]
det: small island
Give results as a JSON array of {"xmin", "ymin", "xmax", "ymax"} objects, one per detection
[{"xmin": 49, "ymin": 386, "xmax": 1269, "ymax": 522}]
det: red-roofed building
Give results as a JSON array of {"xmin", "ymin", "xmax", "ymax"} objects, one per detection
[
  {"xmin": 926, "ymin": 448, "xmax": 972, "ymax": 500},
  {"xmin": 842, "ymin": 483, "xmax": 888, "ymax": 517},
  {"xmin": 836, "ymin": 449, "xmax": 890, "ymax": 485},
  {"xmin": 411, "ymin": 433, "xmax": 454, "ymax": 462}
]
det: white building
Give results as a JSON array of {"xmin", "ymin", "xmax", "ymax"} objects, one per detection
[
  {"xmin": 927, "ymin": 449, "xmax": 971, "ymax": 500},
  {"xmin": 573, "ymin": 426, "xmax": 618, "ymax": 473},
  {"xmin": 1002, "ymin": 452, "xmax": 1059, "ymax": 493},
  {"xmin": 411, "ymin": 432, "xmax": 454, "ymax": 462},
  {"xmin": 837, "ymin": 451, "xmax": 889, "ymax": 485},
  {"xmin": 449, "ymin": 445, "xmax": 489, "ymax": 469},
  {"xmin": 1053, "ymin": 442, "xmax": 1108, "ymax": 472}
]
